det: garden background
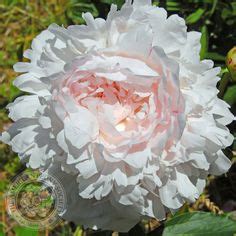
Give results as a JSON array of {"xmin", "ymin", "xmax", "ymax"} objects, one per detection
[{"xmin": 0, "ymin": 0, "xmax": 236, "ymax": 235}]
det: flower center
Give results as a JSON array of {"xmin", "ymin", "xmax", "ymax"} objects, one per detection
[{"xmin": 68, "ymin": 75, "xmax": 151, "ymax": 132}]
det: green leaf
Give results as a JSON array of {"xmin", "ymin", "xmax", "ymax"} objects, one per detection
[
  {"xmin": 166, "ymin": 0, "xmax": 180, "ymax": 7},
  {"xmin": 66, "ymin": 2, "xmax": 98, "ymax": 24},
  {"xmin": 13, "ymin": 226, "xmax": 38, "ymax": 236},
  {"xmin": 186, "ymin": 8, "xmax": 205, "ymax": 24},
  {"xmin": 0, "ymin": 83, "xmax": 21, "ymax": 102},
  {"xmin": 223, "ymin": 85, "xmax": 236, "ymax": 106},
  {"xmin": 74, "ymin": 226, "xmax": 83, "ymax": 236},
  {"xmin": 218, "ymin": 72, "xmax": 231, "ymax": 98},
  {"xmin": 166, "ymin": 0, "xmax": 180, "ymax": 11},
  {"xmin": 0, "ymin": 222, "xmax": 4, "ymax": 236},
  {"xmin": 205, "ymin": 52, "xmax": 225, "ymax": 61},
  {"xmin": 163, "ymin": 212, "xmax": 236, "ymax": 236},
  {"xmin": 0, "ymin": 180, "xmax": 8, "ymax": 192},
  {"xmin": 210, "ymin": 0, "xmax": 218, "ymax": 15},
  {"xmin": 100, "ymin": 0, "xmax": 124, "ymax": 8},
  {"xmin": 200, "ymin": 26, "xmax": 208, "ymax": 60}
]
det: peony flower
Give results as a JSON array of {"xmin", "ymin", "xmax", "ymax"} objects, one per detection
[{"xmin": 1, "ymin": 0, "xmax": 234, "ymax": 232}]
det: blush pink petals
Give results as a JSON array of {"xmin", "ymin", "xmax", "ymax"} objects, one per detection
[{"xmin": 1, "ymin": 0, "xmax": 234, "ymax": 232}]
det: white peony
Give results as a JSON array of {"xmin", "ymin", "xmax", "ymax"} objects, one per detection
[{"xmin": 1, "ymin": 0, "xmax": 234, "ymax": 232}]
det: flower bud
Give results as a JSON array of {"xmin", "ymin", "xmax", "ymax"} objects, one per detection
[{"xmin": 226, "ymin": 47, "xmax": 236, "ymax": 81}]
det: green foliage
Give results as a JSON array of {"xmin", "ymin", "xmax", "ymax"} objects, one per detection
[
  {"xmin": 0, "ymin": 84, "xmax": 20, "ymax": 102},
  {"xmin": 39, "ymin": 195, "xmax": 54, "ymax": 208},
  {"xmin": 13, "ymin": 226, "xmax": 38, "ymax": 236},
  {"xmin": 163, "ymin": 212, "xmax": 236, "ymax": 236},
  {"xmin": 66, "ymin": 0, "xmax": 99, "ymax": 24},
  {"xmin": 3, "ymin": 155, "xmax": 21, "ymax": 176},
  {"xmin": 165, "ymin": 1, "xmax": 181, "ymax": 11},
  {"xmin": 223, "ymin": 85, "xmax": 236, "ymax": 106},
  {"xmin": 100, "ymin": 0, "xmax": 124, "ymax": 8},
  {"xmin": 186, "ymin": 8, "xmax": 205, "ymax": 24},
  {"xmin": 0, "ymin": 222, "xmax": 4, "ymax": 236},
  {"xmin": 205, "ymin": 52, "xmax": 225, "ymax": 61},
  {"xmin": 221, "ymin": 2, "xmax": 236, "ymax": 26},
  {"xmin": 200, "ymin": 25, "xmax": 208, "ymax": 60},
  {"xmin": 74, "ymin": 226, "xmax": 83, "ymax": 236}
]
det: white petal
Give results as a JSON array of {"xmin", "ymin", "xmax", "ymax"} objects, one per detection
[
  {"xmin": 159, "ymin": 180, "xmax": 183, "ymax": 209},
  {"xmin": 153, "ymin": 14, "xmax": 187, "ymax": 54},
  {"xmin": 209, "ymin": 150, "xmax": 232, "ymax": 175},
  {"xmin": 64, "ymin": 107, "xmax": 99, "ymax": 149},
  {"xmin": 175, "ymin": 170, "xmax": 199, "ymax": 201},
  {"xmin": 7, "ymin": 95, "xmax": 41, "ymax": 121}
]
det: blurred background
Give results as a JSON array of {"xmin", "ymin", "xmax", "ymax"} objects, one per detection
[{"xmin": 0, "ymin": 0, "xmax": 236, "ymax": 235}]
